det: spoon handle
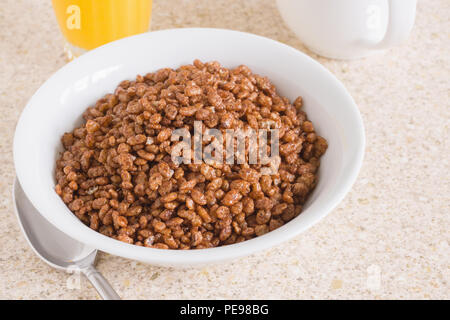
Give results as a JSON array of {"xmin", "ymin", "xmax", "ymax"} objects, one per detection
[{"xmin": 81, "ymin": 265, "xmax": 121, "ymax": 300}]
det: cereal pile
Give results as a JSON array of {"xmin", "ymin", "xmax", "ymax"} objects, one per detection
[{"xmin": 55, "ymin": 60, "xmax": 327, "ymax": 249}]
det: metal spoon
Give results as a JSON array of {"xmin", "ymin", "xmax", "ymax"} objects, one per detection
[{"xmin": 12, "ymin": 178, "xmax": 120, "ymax": 300}]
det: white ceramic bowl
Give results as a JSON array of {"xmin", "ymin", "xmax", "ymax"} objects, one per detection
[{"xmin": 14, "ymin": 28, "xmax": 365, "ymax": 267}]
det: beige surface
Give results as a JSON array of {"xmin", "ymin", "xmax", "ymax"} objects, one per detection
[{"xmin": 0, "ymin": 0, "xmax": 448, "ymax": 300}]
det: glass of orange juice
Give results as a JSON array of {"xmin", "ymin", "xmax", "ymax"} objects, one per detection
[{"xmin": 52, "ymin": 0, "xmax": 153, "ymax": 60}]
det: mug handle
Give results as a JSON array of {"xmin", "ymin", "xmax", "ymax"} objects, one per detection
[{"xmin": 373, "ymin": 0, "xmax": 417, "ymax": 49}]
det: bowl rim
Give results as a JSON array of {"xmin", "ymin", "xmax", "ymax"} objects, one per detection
[{"xmin": 13, "ymin": 28, "xmax": 365, "ymax": 266}]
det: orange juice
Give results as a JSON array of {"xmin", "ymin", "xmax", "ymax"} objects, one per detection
[{"xmin": 52, "ymin": 0, "xmax": 152, "ymax": 57}]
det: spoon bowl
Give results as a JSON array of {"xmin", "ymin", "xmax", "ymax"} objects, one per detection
[{"xmin": 13, "ymin": 178, "xmax": 120, "ymax": 300}]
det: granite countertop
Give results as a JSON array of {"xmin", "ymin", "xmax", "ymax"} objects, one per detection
[{"xmin": 0, "ymin": 0, "xmax": 448, "ymax": 299}]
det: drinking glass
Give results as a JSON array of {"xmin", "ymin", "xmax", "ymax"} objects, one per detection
[{"xmin": 52, "ymin": 0, "xmax": 153, "ymax": 60}]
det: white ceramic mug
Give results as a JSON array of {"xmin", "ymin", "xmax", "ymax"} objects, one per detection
[{"xmin": 276, "ymin": 0, "xmax": 417, "ymax": 59}]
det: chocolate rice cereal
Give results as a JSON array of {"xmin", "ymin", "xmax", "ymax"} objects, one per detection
[{"xmin": 55, "ymin": 60, "xmax": 327, "ymax": 249}]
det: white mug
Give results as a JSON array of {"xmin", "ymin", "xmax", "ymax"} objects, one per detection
[{"xmin": 276, "ymin": 0, "xmax": 417, "ymax": 59}]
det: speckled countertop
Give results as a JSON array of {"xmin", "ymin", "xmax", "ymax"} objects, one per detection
[{"xmin": 0, "ymin": 0, "xmax": 448, "ymax": 299}]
